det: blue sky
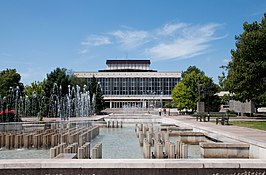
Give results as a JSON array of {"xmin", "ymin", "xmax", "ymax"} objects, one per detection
[{"xmin": 0, "ymin": 0, "xmax": 265, "ymax": 85}]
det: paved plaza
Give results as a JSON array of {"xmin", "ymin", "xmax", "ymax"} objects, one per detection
[
  {"xmin": 22, "ymin": 114, "xmax": 266, "ymax": 148},
  {"xmin": 166, "ymin": 115, "xmax": 266, "ymax": 147},
  {"xmin": 0, "ymin": 113, "xmax": 264, "ymax": 174}
]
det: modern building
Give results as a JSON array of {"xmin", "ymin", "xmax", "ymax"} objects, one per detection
[{"xmin": 74, "ymin": 60, "xmax": 181, "ymax": 109}]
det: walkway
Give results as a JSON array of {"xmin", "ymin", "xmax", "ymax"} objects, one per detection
[{"xmin": 165, "ymin": 115, "xmax": 266, "ymax": 148}]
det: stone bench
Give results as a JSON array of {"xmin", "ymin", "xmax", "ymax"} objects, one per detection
[
  {"xmin": 216, "ymin": 115, "xmax": 229, "ymax": 125},
  {"xmin": 196, "ymin": 115, "xmax": 210, "ymax": 122},
  {"xmin": 200, "ymin": 142, "xmax": 250, "ymax": 158},
  {"xmin": 176, "ymin": 132, "xmax": 206, "ymax": 144}
]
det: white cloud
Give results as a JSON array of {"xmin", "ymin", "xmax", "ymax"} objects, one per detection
[
  {"xmin": 197, "ymin": 23, "xmax": 222, "ymax": 37},
  {"xmin": 110, "ymin": 30, "xmax": 150, "ymax": 49},
  {"xmin": 80, "ymin": 22, "xmax": 226, "ymax": 60},
  {"xmin": 79, "ymin": 35, "xmax": 112, "ymax": 54},
  {"xmin": 146, "ymin": 38, "xmax": 209, "ymax": 60},
  {"xmin": 157, "ymin": 22, "xmax": 187, "ymax": 36},
  {"xmin": 146, "ymin": 23, "xmax": 225, "ymax": 60},
  {"xmin": 81, "ymin": 35, "xmax": 112, "ymax": 46}
]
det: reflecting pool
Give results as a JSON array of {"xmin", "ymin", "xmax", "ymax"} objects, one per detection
[{"xmin": 0, "ymin": 123, "xmax": 202, "ymax": 159}]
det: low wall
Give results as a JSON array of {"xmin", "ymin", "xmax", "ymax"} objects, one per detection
[
  {"xmin": 105, "ymin": 115, "xmax": 161, "ymax": 123},
  {"xmin": 161, "ymin": 117, "xmax": 266, "ymax": 159},
  {"xmin": 176, "ymin": 132, "xmax": 206, "ymax": 144},
  {"xmin": 200, "ymin": 143, "xmax": 250, "ymax": 158},
  {"xmin": 0, "ymin": 123, "xmax": 22, "ymax": 131},
  {"xmin": 0, "ymin": 159, "xmax": 265, "ymax": 175}
]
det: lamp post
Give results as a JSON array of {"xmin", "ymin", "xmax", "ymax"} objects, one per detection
[
  {"xmin": 146, "ymin": 91, "xmax": 154, "ymax": 113},
  {"xmin": 160, "ymin": 91, "xmax": 163, "ymax": 108},
  {"xmin": 152, "ymin": 91, "xmax": 156, "ymax": 110},
  {"xmin": 147, "ymin": 91, "xmax": 150, "ymax": 113}
]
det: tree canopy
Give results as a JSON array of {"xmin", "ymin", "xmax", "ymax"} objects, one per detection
[
  {"xmin": 226, "ymin": 13, "xmax": 266, "ymax": 106},
  {"xmin": 0, "ymin": 69, "xmax": 23, "ymax": 97},
  {"xmin": 0, "ymin": 67, "xmax": 105, "ymax": 121},
  {"xmin": 181, "ymin": 66, "xmax": 204, "ymax": 78},
  {"xmin": 89, "ymin": 76, "xmax": 105, "ymax": 114},
  {"xmin": 172, "ymin": 67, "xmax": 220, "ymax": 112},
  {"xmin": 44, "ymin": 68, "xmax": 71, "ymax": 97}
]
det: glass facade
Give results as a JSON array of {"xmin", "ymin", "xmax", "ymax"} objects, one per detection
[
  {"xmin": 87, "ymin": 77, "xmax": 180, "ymax": 96},
  {"xmin": 75, "ymin": 59, "xmax": 181, "ymax": 109}
]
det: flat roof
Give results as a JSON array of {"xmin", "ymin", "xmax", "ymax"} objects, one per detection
[
  {"xmin": 106, "ymin": 60, "xmax": 150, "ymax": 65},
  {"xmin": 74, "ymin": 72, "xmax": 181, "ymax": 78}
]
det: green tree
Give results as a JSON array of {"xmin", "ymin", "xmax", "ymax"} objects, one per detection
[
  {"xmin": 68, "ymin": 70, "xmax": 87, "ymax": 88},
  {"xmin": 226, "ymin": 13, "xmax": 266, "ymax": 106},
  {"xmin": 172, "ymin": 71, "xmax": 200, "ymax": 112},
  {"xmin": 218, "ymin": 71, "xmax": 226, "ymax": 90},
  {"xmin": 42, "ymin": 68, "xmax": 71, "ymax": 117},
  {"xmin": 181, "ymin": 66, "xmax": 204, "ymax": 78},
  {"xmin": 172, "ymin": 81, "xmax": 196, "ymax": 111},
  {"xmin": 202, "ymin": 76, "xmax": 221, "ymax": 112},
  {"xmin": 172, "ymin": 67, "xmax": 220, "ymax": 112},
  {"xmin": 95, "ymin": 83, "xmax": 105, "ymax": 114},
  {"xmin": 89, "ymin": 76, "xmax": 105, "ymax": 114},
  {"xmin": 44, "ymin": 68, "xmax": 71, "ymax": 98},
  {"xmin": 33, "ymin": 68, "xmax": 88, "ymax": 117},
  {"xmin": 89, "ymin": 76, "xmax": 97, "ymax": 102},
  {"xmin": 24, "ymin": 81, "xmax": 45, "ymax": 97},
  {"xmin": 0, "ymin": 69, "xmax": 23, "ymax": 97},
  {"xmin": 0, "ymin": 69, "xmax": 23, "ymax": 122},
  {"xmin": 24, "ymin": 81, "xmax": 45, "ymax": 117}
]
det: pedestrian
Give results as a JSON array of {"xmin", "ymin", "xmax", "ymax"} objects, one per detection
[
  {"xmin": 152, "ymin": 152, "xmax": 156, "ymax": 159},
  {"xmin": 159, "ymin": 108, "xmax": 162, "ymax": 116},
  {"xmin": 163, "ymin": 108, "xmax": 166, "ymax": 115}
]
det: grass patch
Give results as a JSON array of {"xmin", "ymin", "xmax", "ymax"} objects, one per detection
[{"xmin": 229, "ymin": 121, "xmax": 266, "ymax": 131}]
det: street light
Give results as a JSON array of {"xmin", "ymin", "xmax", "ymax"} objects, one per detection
[
  {"xmin": 146, "ymin": 91, "xmax": 150, "ymax": 113},
  {"xmin": 160, "ymin": 91, "xmax": 163, "ymax": 108},
  {"xmin": 152, "ymin": 91, "xmax": 156, "ymax": 109}
]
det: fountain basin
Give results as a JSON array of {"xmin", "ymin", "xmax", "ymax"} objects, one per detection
[{"xmin": 200, "ymin": 143, "xmax": 250, "ymax": 158}]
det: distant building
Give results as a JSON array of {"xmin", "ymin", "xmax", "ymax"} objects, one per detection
[
  {"xmin": 229, "ymin": 100, "xmax": 255, "ymax": 115},
  {"xmin": 217, "ymin": 91, "xmax": 255, "ymax": 115},
  {"xmin": 74, "ymin": 59, "xmax": 181, "ymax": 109}
]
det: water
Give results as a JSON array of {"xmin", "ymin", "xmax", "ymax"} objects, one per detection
[
  {"xmin": 0, "ymin": 124, "xmax": 201, "ymax": 159},
  {"xmin": 187, "ymin": 145, "xmax": 201, "ymax": 159},
  {"xmin": 91, "ymin": 125, "xmax": 144, "ymax": 159},
  {"xmin": 169, "ymin": 137, "xmax": 202, "ymax": 159},
  {"xmin": 0, "ymin": 148, "xmax": 49, "ymax": 159},
  {"xmin": 0, "ymin": 125, "xmax": 144, "ymax": 159}
]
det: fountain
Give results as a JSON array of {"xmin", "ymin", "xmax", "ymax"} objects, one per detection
[
  {"xmin": 0, "ymin": 83, "xmax": 97, "ymax": 158},
  {"xmin": 0, "ymin": 84, "xmax": 259, "ymax": 160}
]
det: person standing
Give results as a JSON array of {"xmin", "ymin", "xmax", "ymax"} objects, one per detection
[{"xmin": 163, "ymin": 108, "xmax": 166, "ymax": 115}]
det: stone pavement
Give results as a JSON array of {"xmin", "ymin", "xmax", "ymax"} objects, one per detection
[
  {"xmin": 0, "ymin": 159, "xmax": 266, "ymax": 174},
  {"xmin": 165, "ymin": 115, "xmax": 266, "ymax": 148}
]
